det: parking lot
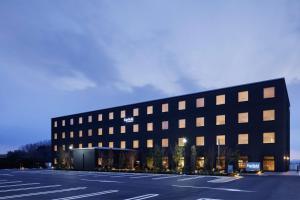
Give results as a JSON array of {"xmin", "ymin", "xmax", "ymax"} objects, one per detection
[{"xmin": 0, "ymin": 169, "xmax": 299, "ymax": 200}]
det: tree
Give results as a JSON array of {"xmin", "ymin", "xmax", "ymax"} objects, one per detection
[
  {"xmin": 190, "ymin": 145, "xmax": 197, "ymax": 173},
  {"xmin": 204, "ymin": 146, "xmax": 216, "ymax": 171},
  {"xmin": 153, "ymin": 145, "xmax": 162, "ymax": 171},
  {"xmin": 172, "ymin": 144, "xmax": 184, "ymax": 172}
]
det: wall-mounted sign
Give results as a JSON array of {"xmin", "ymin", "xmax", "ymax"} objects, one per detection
[
  {"xmin": 246, "ymin": 162, "xmax": 261, "ymax": 172},
  {"xmin": 123, "ymin": 117, "xmax": 134, "ymax": 123}
]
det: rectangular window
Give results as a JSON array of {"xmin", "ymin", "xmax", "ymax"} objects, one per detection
[
  {"xmin": 133, "ymin": 140, "xmax": 139, "ymax": 149},
  {"xmin": 216, "ymin": 115, "xmax": 226, "ymax": 125},
  {"xmin": 197, "ymin": 157, "xmax": 205, "ymax": 169},
  {"xmin": 238, "ymin": 156, "xmax": 248, "ymax": 169},
  {"xmin": 79, "ymin": 143, "xmax": 83, "ymax": 148},
  {"xmin": 133, "ymin": 124, "xmax": 139, "ymax": 132},
  {"xmin": 70, "ymin": 131, "xmax": 74, "ymax": 138},
  {"xmin": 133, "ymin": 108, "xmax": 139, "ymax": 116},
  {"xmin": 162, "ymin": 138, "xmax": 169, "ymax": 147},
  {"xmin": 196, "ymin": 117, "xmax": 205, "ymax": 127},
  {"xmin": 54, "ymin": 158, "xmax": 57, "ymax": 165},
  {"xmin": 238, "ymin": 134, "xmax": 248, "ymax": 144},
  {"xmin": 147, "ymin": 122, "xmax": 153, "ymax": 131},
  {"xmin": 147, "ymin": 139, "xmax": 153, "ymax": 148},
  {"xmin": 79, "ymin": 130, "xmax": 83, "ymax": 137},
  {"xmin": 263, "ymin": 110, "xmax": 275, "ymax": 121},
  {"xmin": 54, "ymin": 133, "xmax": 57, "ymax": 140},
  {"xmin": 120, "ymin": 141, "xmax": 126, "ymax": 149},
  {"xmin": 109, "ymin": 127, "xmax": 114, "ymax": 135},
  {"xmin": 88, "ymin": 129, "xmax": 92, "ymax": 136},
  {"xmin": 70, "ymin": 118, "xmax": 74, "ymax": 125},
  {"xmin": 88, "ymin": 143, "xmax": 92, "ymax": 148},
  {"xmin": 216, "ymin": 94, "xmax": 225, "ymax": 105},
  {"xmin": 109, "ymin": 142, "xmax": 114, "ymax": 148},
  {"xmin": 120, "ymin": 110, "xmax": 126, "ymax": 118},
  {"xmin": 54, "ymin": 121, "xmax": 58, "ymax": 127},
  {"xmin": 162, "ymin": 103, "xmax": 169, "ymax": 112},
  {"xmin": 62, "ymin": 145, "xmax": 66, "ymax": 151},
  {"xmin": 263, "ymin": 132, "xmax": 275, "ymax": 144},
  {"xmin": 263, "ymin": 156, "xmax": 275, "ymax": 171},
  {"xmin": 238, "ymin": 112, "xmax": 249, "ymax": 123},
  {"xmin": 109, "ymin": 112, "xmax": 114, "ymax": 120},
  {"xmin": 120, "ymin": 125, "xmax": 126, "ymax": 134},
  {"xmin": 62, "ymin": 132, "xmax": 65, "ymax": 139},
  {"xmin": 62, "ymin": 120, "xmax": 65, "ymax": 127},
  {"xmin": 264, "ymin": 87, "xmax": 275, "ymax": 99},
  {"xmin": 98, "ymin": 128, "xmax": 103, "ymax": 135},
  {"xmin": 79, "ymin": 117, "xmax": 83, "ymax": 124},
  {"xmin": 88, "ymin": 115, "xmax": 92, "ymax": 123},
  {"xmin": 196, "ymin": 136, "xmax": 205, "ymax": 146},
  {"xmin": 54, "ymin": 145, "xmax": 57, "ymax": 152},
  {"xmin": 178, "ymin": 100, "xmax": 186, "ymax": 110},
  {"xmin": 216, "ymin": 135, "xmax": 226, "ymax": 145},
  {"xmin": 98, "ymin": 142, "xmax": 103, "ymax": 147},
  {"xmin": 178, "ymin": 138, "xmax": 186, "ymax": 147},
  {"xmin": 98, "ymin": 114, "xmax": 103, "ymax": 121},
  {"xmin": 162, "ymin": 121, "xmax": 169, "ymax": 130},
  {"xmin": 238, "ymin": 91, "xmax": 248, "ymax": 102},
  {"xmin": 178, "ymin": 119, "xmax": 186, "ymax": 128},
  {"xmin": 147, "ymin": 106, "xmax": 153, "ymax": 115},
  {"xmin": 196, "ymin": 98, "xmax": 205, "ymax": 108}
]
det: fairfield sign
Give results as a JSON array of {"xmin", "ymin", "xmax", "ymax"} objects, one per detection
[{"xmin": 123, "ymin": 117, "xmax": 134, "ymax": 123}]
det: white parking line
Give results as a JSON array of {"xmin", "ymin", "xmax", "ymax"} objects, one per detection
[
  {"xmin": 172, "ymin": 185, "xmax": 254, "ymax": 192},
  {"xmin": 197, "ymin": 198, "xmax": 223, "ymax": 200},
  {"xmin": 177, "ymin": 176, "xmax": 206, "ymax": 181},
  {"xmin": 0, "ymin": 174, "xmax": 13, "ymax": 177},
  {"xmin": 0, "ymin": 185, "xmax": 61, "ymax": 193},
  {"xmin": 124, "ymin": 194, "xmax": 159, "ymax": 200},
  {"xmin": 0, "ymin": 181, "xmax": 22, "ymax": 185},
  {"xmin": 0, "ymin": 183, "xmax": 40, "ymax": 188},
  {"xmin": 152, "ymin": 175, "xmax": 182, "ymax": 180},
  {"xmin": 51, "ymin": 190, "xmax": 119, "ymax": 200},
  {"xmin": 0, "ymin": 187, "xmax": 87, "ymax": 199},
  {"xmin": 80, "ymin": 179, "xmax": 122, "ymax": 183},
  {"xmin": 130, "ymin": 174, "xmax": 162, "ymax": 179},
  {"xmin": 208, "ymin": 177, "xmax": 242, "ymax": 183}
]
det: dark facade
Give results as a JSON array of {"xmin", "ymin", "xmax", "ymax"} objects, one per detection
[{"xmin": 51, "ymin": 78, "xmax": 290, "ymax": 172}]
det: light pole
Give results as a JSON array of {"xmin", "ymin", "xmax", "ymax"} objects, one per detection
[{"xmin": 217, "ymin": 139, "xmax": 220, "ymax": 171}]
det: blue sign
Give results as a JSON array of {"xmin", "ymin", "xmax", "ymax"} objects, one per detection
[
  {"xmin": 124, "ymin": 117, "xmax": 134, "ymax": 123},
  {"xmin": 246, "ymin": 162, "xmax": 261, "ymax": 172},
  {"xmin": 227, "ymin": 165, "xmax": 233, "ymax": 173}
]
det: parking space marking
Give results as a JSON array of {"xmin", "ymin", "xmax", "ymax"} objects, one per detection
[
  {"xmin": 130, "ymin": 174, "xmax": 162, "ymax": 179},
  {"xmin": 172, "ymin": 185, "xmax": 254, "ymax": 192},
  {"xmin": 0, "ymin": 187, "xmax": 87, "ymax": 199},
  {"xmin": 80, "ymin": 179, "xmax": 122, "ymax": 183},
  {"xmin": 0, "ymin": 184, "xmax": 61, "ymax": 193},
  {"xmin": 0, "ymin": 183, "xmax": 40, "ymax": 188},
  {"xmin": 0, "ymin": 175, "xmax": 12, "ymax": 177},
  {"xmin": 152, "ymin": 175, "xmax": 182, "ymax": 180},
  {"xmin": 197, "ymin": 198, "xmax": 223, "ymax": 200},
  {"xmin": 51, "ymin": 190, "xmax": 119, "ymax": 200},
  {"xmin": 208, "ymin": 177, "xmax": 242, "ymax": 183},
  {"xmin": 0, "ymin": 181, "xmax": 22, "ymax": 185},
  {"xmin": 124, "ymin": 194, "xmax": 159, "ymax": 200},
  {"xmin": 177, "ymin": 176, "xmax": 206, "ymax": 181}
]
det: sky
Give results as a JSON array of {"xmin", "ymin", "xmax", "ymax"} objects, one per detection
[{"xmin": 0, "ymin": 0, "xmax": 299, "ymax": 159}]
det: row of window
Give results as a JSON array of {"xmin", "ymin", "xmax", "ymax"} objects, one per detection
[
  {"xmin": 53, "ymin": 132, "xmax": 276, "ymax": 152},
  {"xmin": 53, "ymin": 87, "xmax": 276, "ymax": 127}
]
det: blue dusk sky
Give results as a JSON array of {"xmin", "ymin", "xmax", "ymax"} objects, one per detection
[{"xmin": 0, "ymin": 1, "xmax": 299, "ymax": 159}]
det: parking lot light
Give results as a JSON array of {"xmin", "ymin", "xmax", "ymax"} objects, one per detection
[{"xmin": 69, "ymin": 145, "xmax": 73, "ymax": 150}]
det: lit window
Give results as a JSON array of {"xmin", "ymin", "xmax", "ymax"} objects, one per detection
[
  {"xmin": 238, "ymin": 112, "xmax": 248, "ymax": 123},
  {"xmin": 178, "ymin": 119, "xmax": 186, "ymax": 128},
  {"xmin": 178, "ymin": 138, "xmax": 186, "ymax": 147},
  {"xmin": 263, "ymin": 132, "xmax": 275, "ymax": 144},
  {"xmin": 62, "ymin": 120, "xmax": 65, "ymax": 127},
  {"xmin": 79, "ymin": 143, "xmax": 83, "ymax": 148},
  {"xmin": 54, "ymin": 121, "xmax": 57, "ymax": 127},
  {"xmin": 70, "ymin": 131, "xmax": 74, "ymax": 138},
  {"xmin": 120, "ymin": 141, "xmax": 126, "ymax": 149},
  {"xmin": 62, "ymin": 132, "xmax": 65, "ymax": 139},
  {"xmin": 133, "ymin": 140, "xmax": 139, "ymax": 149},
  {"xmin": 238, "ymin": 91, "xmax": 248, "ymax": 102},
  {"xmin": 79, "ymin": 130, "xmax": 83, "ymax": 137},
  {"xmin": 238, "ymin": 134, "xmax": 248, "ymax": 144},
  {"xmin": 147, "ymin": 122, "xmax": 153, "ymax": 131},
  {"xmin": 120, "ymin": 125, "xmax": 126, "ymax": 134},
  {"xmin": 79, "ymin": 117, "xmax": 83, "ymax": 124},
  {"xmin": 133, "ymin": 124, "xmax": 139, "ymax": 132},
  {"xmin": 54, "ymin": 133, "xmax": 57, "ymax": 140},
  {"xmin": 88, "ymin": 129, "xmax": 93, "ymax": 136},
  {"xmin": 133, "ymin": 108, "xmax": 139, "ymax": 116},
  {"xmin": 98, "ymin": 114, "xmax": 102, "ymax": 121},
  {"xmin": 162, "ymin": 138, "xmax": 169, "ymax": 147},
  {"xmin": 216, "ymin": 135, "xmax": 225, "ymax": 145},
  {"xmin": 54, "ymin": 158, "xmax": 57, "ymax": 165},
  {"xmin": 98, "ymin": 128, "xmax": 103, "ymax": 135},
  {"xmin": 120, "ymin": 110, "xmax": 126, "ymax": 118},
  {"xmin": 147, "ymin": 106, "xmax": 153, "ymax": 115},
  {"xmin": 263, "ymin": 110, "xmax": 275, "ymax": 121},
  {"xmin": 54, "ymin": 145, "xmax": 57, "ymax": 152},
  {"xmin": 196, "ymin": 136, "xmax": 205, "ymax": 146},
  {"xmin": 263, "ymin": 156, "xmax": 275, "ymax": 171},
  {"xmin": 196, "ymin": 117, "xmax": 205, "ymax": 127},
  {"xmin": 109, "ymin": 142, "xmax": 114, "ymax": 148},
  {"xmin": 196, "ymin": 98, "xmax": 205, "ymax": 108},
  {"xmin": 147, "ymin": 139, "xmax": 153, "ymax": 148},
  {"xmin": 62, "ymin": 145, "xmax": 66, "ymax": 151},
  {"xmin": 162, "ymin": 103, "xmax": 169, "ymax": 112},
  {"xmin": 88, "ymin": 143, "xmax": 92, "ymax": 148},
  {"xmin": 216, "ymin": 115, "xmax": 226, "ymax": 125},
  {"xmin": 98, "ymin": 142, "xmax": 103, "ymax": 147},
  {"xmin": 109, "ymin": 112, "xmax": 114, "ymax": 120},
  {"xmin": 109, "ymin": 127, "xmax": 114, "ymax": 135},
  {"xmin": 70, "ymin": 118, "xmax": 74, "ymax": 125},
  {"xmin": 197, "ymin": 157, "xmax": 205, "ymax": 169},
  {"xmin": 162, "ymin": 121, "xmax": 169, "ymax": 130},
  {"xmin": 88, "ymin": 115, "xmax": 92, "ymax": 123},
  {"xmin": 216, "ymin": 95, "xmax": 225, "ymax": 105},
  {"xmin": 264, "ymin": 87, "xmax": 275, "ymax": 99},
  {"xmin": 178, "ymin": 101, "xmax": 186, "ymax": 110}
]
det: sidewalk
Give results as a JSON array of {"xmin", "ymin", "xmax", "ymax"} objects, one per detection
[{"xmin": 263, "ymin": 171, "xmax": 300, "ymax": 176}]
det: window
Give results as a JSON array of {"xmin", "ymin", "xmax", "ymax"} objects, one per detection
[
  {"xmin": 147, "ymin": 106, "xmax": 153, "ymax": 115},
  {"xmin": 54, "ymin": 145, "xmax": 57, "ymax": 152},
  {"xmin": 238, "ymin": 91, "xmax": 248, "ymax": 102},
  {"xmin": 98, "ymin": 128, "xmax": 103, "ymax": 135},
  {"xmin": 109, "ymin": 127, "xmax": 114, "ymax": 135},
  {"xmin": 62, "ymin": 132, "xmax": 65, "ymax": 139},
  {"xmin": 238, "ymin": 134, "xmax": 248, "ymax": 144},
  {"xmin": 109, "ymin": 142, "xmax": 114, "ymax": 148},
  {"xmin": 62, "ymin": 120, "xmax": 65, "ymax": 127},
  {"xmin": 196, "ymin": 117, "xmax": 205, "ymax": 127},
  {"xmin": 79, "ymin": 130, "xmax": 83, "ymax": 137},
  {"xmin": 98, "ymin": 142, "xmax": 103, "ymax": 147},
  {"xmin": 216, "ymin": 94, "xmax": 225, "ymax": 105},
  {"xmin": 70, "ymin": 131, "xmax": 74, "ymax": 138},
  {"xmin": 263, "ymin": 132, "xmax": 275, "ymax": 144},
  {"xmin": 263, "ymin": 156, "xmax": 275, "ymax": 171},
  {"xmin": 238, "ymin": 112, "xmax": 248, "ymax": 123},
  {"xmin": 109, "ymin": 112, "xmax": 114, "ymax": 120},
  {"xmin": 120, "ymin": 110, "xmax": 126, "ymax": 118},
  {"xmin": 263, "ymin": 110, "xmax": 275, "ymax": 121},
  {"xmin": 88, "ymin": 143, "xmax": 92, "ymax": 148},
  {"xmin": 238, "ymin": 156, "xmax": 248, "ymax": 169},
  {"xmin": 54, "ymin": 158, "xmax": 57, "ymax": 165},
  {"xmin": 264, "ymin": 87, "xmax": 275, "ymax": 99},
  {"xmin": 88, "ymin": 115, "xmax": 92, "ymax": 123},
  {"xmin": 162, "ymin": 103, "xmax": 169, "ymax": 112},
  {"xmin": 162, "ymin": 121, "xmax": 169, "ymax": 130},
  {"xmin": 70, "ymin": 118, "xmax": 74, "ymax": 125},
  {"xmin": 54, "ymin": 121, "xmax": 57, "ymax": 127},
  {"xmin": 178, "ymin": 119, "xmax": 186, "ymax": 128},
  {"xmin": 133, "ymin": 140, "xmax": 139, "ymax": 149},
  {"xmin": 133, "ymin": 108, "xmax": 139, "ymax": 116},
  {"xmin": 147, "ymin": 123, "xmax": 153, "ymax": 131},
  {"xmin": 54, "ymin": 133, "xmax": 57, "ymax": 140},
  {"xmin": 79, "ymin": 117, "xmax": 83, "ymax": 124},
  {"xmin": 178, "ymin": 101, "xmax": 186, "ymax": 110},
  {"xmin": 196, "ymin": 98, "xmax": 205, "ymax": 108},
  {"xmin": 120, "ymin": 125, "xmax": 126, "ymax": 134},
  {"xmin": 133, "ymin": 124, "xmax": 139, "ymax": 132},
  {"xmin": 88, "ymin": 129, "xmax": 92, "ymax": 136},
  {"xmin": 216, "ymin": 115, "xmax": 226, "ymax": 125},
  {"xmin": 196, "ymin": 136, "xmax": 205, "ymax": 146},
  {"xmin": 98, "ymin": 114, "xmax": 102, "ymax": 121},
  {"xmin": 79, "ymin": 143, "xmax": 83, "ymax": 148},
  {"xmin": 178, "ymin": 138, "xmax": 186, "ymax": 147},
  {"xmin": 197, "ymin": 157, "xmax": 205, "ymax": 169},
  {"xmin": 162, "ymin": 138, "xmax": 169, "ymax": 147},
  {"xmin": 120, "ymin": 141, "xmax": 126, "ymax": 149},
  {"xmin": 62, "ymin": 145, "xmax": 66, "ymax": 151},
  {"xmin": 216, "ymin": 135, "xmax": 225, "ymax": 145},
  {"xmin": 147, "ymin": 139, "xmax": 153, "ymax": 148}
]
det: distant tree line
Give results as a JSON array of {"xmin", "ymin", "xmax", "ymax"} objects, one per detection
[{"xmin": 0, "ymin": 140, "xmax": 51, "ymax": 169}]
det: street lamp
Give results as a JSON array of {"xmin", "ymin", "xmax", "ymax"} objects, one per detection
[
  {"xmin": 69, "ymin": 145, "xmax": 73, "ymax": 150},
  {"xmin": 183, "ymin": 138, "xmax": 187, "ymax": 145}
]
